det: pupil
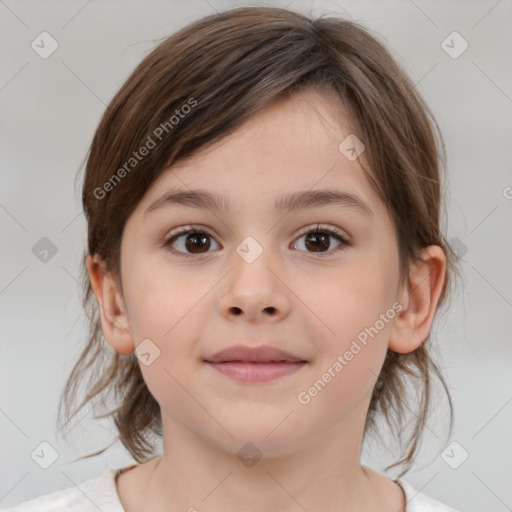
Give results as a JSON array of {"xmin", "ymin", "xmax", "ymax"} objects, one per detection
[
  {"xmin": 186, "ymin": 233, "xmax": 210, "ymax": 253},
  {"xmin": 306, "ymin": 233, "xmax": 329, "ymax": 252}
]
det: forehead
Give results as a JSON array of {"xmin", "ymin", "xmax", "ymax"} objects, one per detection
[
  {"xmin": 178, "ymin": 87, "xmax": 357, "ymax": 165},
  {"xmin": 137, "ymin": 87, "xmax": 383, "ymax": 218}
]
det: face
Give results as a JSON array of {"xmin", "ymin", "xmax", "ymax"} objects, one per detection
[{"xmin": 116, "ymin": 88, "xmax": 403, "ymax": 457}]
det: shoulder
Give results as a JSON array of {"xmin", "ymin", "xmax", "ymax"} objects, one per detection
[
  {"xmin": 0, "ymin": 466, "xmax": 133, "ymax": 512},
  {"xmin": 398, "ymin": 479, "xmax": 461, "ymax": 512}
]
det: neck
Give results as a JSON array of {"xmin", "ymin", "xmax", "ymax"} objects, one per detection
[{"xmin": 144, "ymin": 417, "xmax": 389, "ymax": 512}]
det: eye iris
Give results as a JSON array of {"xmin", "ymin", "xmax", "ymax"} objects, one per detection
[
  {"xmin": 305, "ymin": 232, "xmax": 330, "ymax": 252},
  {"xmin": 185, "ymin": 233, "xmax": 210, "ymax": 253}
]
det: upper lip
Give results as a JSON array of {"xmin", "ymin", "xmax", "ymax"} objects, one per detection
[{"xmin": 205, "ymin": 345, "xmax": 306, "ymax": 363}]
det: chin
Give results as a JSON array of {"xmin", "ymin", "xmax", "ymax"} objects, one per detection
[{"xmin": 203, "ymin": 418, "xmax": 304, "ymax": 459}]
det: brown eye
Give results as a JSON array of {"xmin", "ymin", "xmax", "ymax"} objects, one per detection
[
  {"xmin": 292, "ymin": 225, "xmax": 351, "ymax": 257},
  {"xmin": 303, "ymin": 232, "xmax": 331, "ymax": 252},
  {"xmin": 183, "ymin": 232, "xmax": 211, "ymax": 253},
  {"xmin": 163, "ymin": 228, "xmax": 220, "ymax": 257},
  {"xmin": 163, "ymin": 224, "xmax": 351, "ymax": 259}
]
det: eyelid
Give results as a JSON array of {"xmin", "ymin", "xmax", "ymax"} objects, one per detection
[
  {"xmin": 294, "ymin": 223, "xmax": 349, "ymax": 240},
  {"xmin": 165, "ymin": 224, "xmax": 213, "ymax": 239},
  {"xmin": 163, "ymin": 223, "xmax": 350, "ymax": 242}
]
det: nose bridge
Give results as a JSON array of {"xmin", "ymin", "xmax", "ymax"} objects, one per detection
[
  {"xmin": 219, "ymin": 232, "xmax": 289, "ymax": 320},
  {"xmin": 232, "ymin": 233, "xmax": 278, "ymax": 293}
]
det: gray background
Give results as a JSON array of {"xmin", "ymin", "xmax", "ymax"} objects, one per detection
[{"xmin": 1, "ymin": 0, "xmax": 511, "ymax": 510}]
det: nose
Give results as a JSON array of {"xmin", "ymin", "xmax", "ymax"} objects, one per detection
[{"xmin": 218, "ymin": 252, "xmax": 291, "ymax": 323}]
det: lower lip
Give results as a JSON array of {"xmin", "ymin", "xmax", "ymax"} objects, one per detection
[{"xmin": 205, "ymin": 361, "xmax": 306, "ymax": 382}]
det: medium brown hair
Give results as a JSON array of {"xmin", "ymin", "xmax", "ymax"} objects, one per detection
[{"xmin": 59, "ymin": 6, "xmax": 460, "ymax": 477}]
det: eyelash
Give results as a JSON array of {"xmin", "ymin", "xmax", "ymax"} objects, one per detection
[{"xmin": 162, "ymin": 223, "xmax": 352, "ymax": 259}]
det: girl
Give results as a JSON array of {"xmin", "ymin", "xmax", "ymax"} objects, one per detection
[{"xmin": 4, "ymin": 6, "xmax": 462, "ymax": 511}]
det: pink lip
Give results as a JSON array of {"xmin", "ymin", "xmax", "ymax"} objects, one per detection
[
  {"xmin": 205, "ymin": 344, "xmax": 305, "ymax": 364},
  {"xmin": 204, "ymin": 344, "xmax": 307, "ymax": 382},
  {"xmin": 206, "ymin": 361, "xmax": 306, "ymax": 382}
]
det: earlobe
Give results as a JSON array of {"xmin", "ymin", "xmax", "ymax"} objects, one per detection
[
  {"xmin": 388, "ymin": 245, "xmax": 447, "ymax": 354},
  {"xmin": 85, "ymin": 254, "xmax": 135, "ymax": 355}
]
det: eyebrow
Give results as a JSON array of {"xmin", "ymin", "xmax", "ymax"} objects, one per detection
[{"xmin": 144, "ymin": 187, "xmax": 374, "ymax": 219}]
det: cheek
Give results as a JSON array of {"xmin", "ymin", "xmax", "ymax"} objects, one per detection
[
  {"xmin": 132, "ymin": 296, "xmax": 210, "ymax": 434},
  {"xmin": 297, "ymin": 280, "xmax": 394, "ymax": 419},
  {"xmin": 122, "ymin": 257, "xmax": 204, "ymax": 341},
  {"xmin": 123, "ymin": 260, "xmax": 211, "ymax": 380},
  {"xmin": 295, "ymin": 257, "xmax": 396, "ymax": 387},
  {"xmin": 302, "ymin": 263, "xmax": 394, "ymax": 342}
]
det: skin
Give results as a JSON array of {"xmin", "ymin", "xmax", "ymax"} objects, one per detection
[{"xmin": 87, "ymin": 87, "xmax": 446, "ymax": 512}]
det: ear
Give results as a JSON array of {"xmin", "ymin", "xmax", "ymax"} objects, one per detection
[
  {"xmin": 85, "ymin": 254, "xmax": 135, "ymax": 355},
  {"xmin": 389, "ymin": 245, "xmax": 447, "ymax": 354}
]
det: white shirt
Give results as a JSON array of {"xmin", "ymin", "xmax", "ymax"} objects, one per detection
[{"xmin": 1, "ymin": 465, "xmax": 460, "ymax": 511}]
